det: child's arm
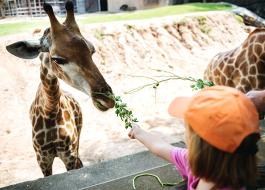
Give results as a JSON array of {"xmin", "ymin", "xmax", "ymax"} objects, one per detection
[
  {"xmin": 246, "ymin": 90, "xmax": 265, "ymax": 113},
  {"xmin": 128, "ymin": 123, "xmax": 174, "ymax": 163}
]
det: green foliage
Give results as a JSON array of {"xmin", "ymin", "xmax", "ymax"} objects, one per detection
[
  {"xmin": 190, "ymin": 79, "xmax": 215, "ymax": 90},
  {"xmin": 151, "ymin": 77, "xmax": 214, "ymax": 91},
  {"xmin": 234, "ymin": 15, "xmax": 244, "ymax": 24},
  {"xmin": 177, "ymin": 19, "xmax": 187, "ymax": 26},
  {"xmin": 200, "ymin": 26, "xmax": 211, "ymax": 34},
  {"xmin": 81, "ymin": 3, "xmax": 232, "ymax": 25},
  {"xmin": 126, "ymin": 24, "xmax": 135, "ymax": 30},
  {"xmin": 197, "ymin": 16, "xmax": 207, "ymax": 25},
  {"xmin": 93, "ymin": 29, "xmax": 105, "ymax": 40},
  {"xmin": 196, "ymin": 16, "xmax": 211, "ymax": 34},
  {"xmin": 126, "ymin": 70, "xmax": 215, "ymax": 94},
  {"xmin": 96, "ymin": 73, "xmax": 214, "ymax": 129},
  {"xmin": 0, "ymin": 21, "xmax": 45, "ymax": 36},
  {"xmin": 93, "ymin": 29, "xmax": 114, "ymax": 40},
  {"xmin": 0, "ymin": 3, "xmax": 232, "ymax": 36},
  {"xmin": 113, "ymin": 96, "xmax": 138, "ymax": 129},
  {"xmin": 105, "ymin": 93, "xmax": 138, "ymax": 129},
  {"xmin": 96, "ymin": 71, "xmax": 215, "ymax": 129}
]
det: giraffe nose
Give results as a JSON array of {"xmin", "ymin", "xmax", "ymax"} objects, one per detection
[{"xmin": 99, "ymin": 85, "xmax": 113, "ymax": 95}]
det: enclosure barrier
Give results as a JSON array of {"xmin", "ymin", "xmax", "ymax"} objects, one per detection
[{"xmin": 0, "ymin": 126, "xmax": 265, "ymax": 190}]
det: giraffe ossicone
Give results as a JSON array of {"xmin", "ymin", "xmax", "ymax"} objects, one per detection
[{"xmin": 6, "ymin": 1, "xmax": 115, "ymax": 176}]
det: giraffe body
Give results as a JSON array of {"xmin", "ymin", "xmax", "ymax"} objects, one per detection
[
  {"xmin": 30, "ymin": 55, "xmax": 83, "ymax": 176},
  {"xmin": 204, "ymin": 28, "xmax": 265, "ymax": 93},
  {"xmin": 6, "ymin": 1, "xmax": 114, "ymax": 176}
]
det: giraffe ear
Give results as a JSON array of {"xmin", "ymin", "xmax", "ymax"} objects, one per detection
[{"xmin": 6, "ymin": 40, "xmax": 41, "ymax": 59}]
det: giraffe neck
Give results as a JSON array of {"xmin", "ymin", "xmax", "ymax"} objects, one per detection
[{"xmin": 39, "ymin": 59, "xmax": 61, "ymax": 115}]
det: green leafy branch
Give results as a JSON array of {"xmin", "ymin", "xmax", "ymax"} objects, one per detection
[
  {"xmin": 95, "ymin": 70, "xmax": 214, "ymax": 129},
  {"xmin": 115, "ymin": 97, "xmax": 138, "ymax": 129},
  {"xmin": 109, "ymin": 93, "xmax": 138, "ymax": 129},
  {"xmin": 95, "ymin": 92, "xmax": 138, "ymax": 129},
  {"xmin": 125, "ymin": 69, "xmax": 214, "ymax": 94}
]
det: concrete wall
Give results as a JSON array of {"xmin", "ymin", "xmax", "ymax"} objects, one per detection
[
  {"xmin": 107, "ymin": 0, "xmax": 170, "ymax": 13},
  {"xmin": 76, "ymin": 0, "xmax": 99, "ymax": 13},
  {"xmin": 206, "ymin": 0, "xmax": 265, "ymax": 18},
  {"xmin": 107, "ymin": 0, "xmax": 265, "ymax": 16},
  {"xmin": 107, "ymin": 0, "xmax": 139, "ymax": 12}
]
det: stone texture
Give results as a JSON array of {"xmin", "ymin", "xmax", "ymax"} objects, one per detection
[{"xmin": 0, "ymin": 143, "xmax": 185, "ymax": 190}]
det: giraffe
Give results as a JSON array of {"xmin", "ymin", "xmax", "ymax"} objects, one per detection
[
  {"xmin": 204, "ymin": 28, "xmax": 265, "ymax": 93},
  {"xmin": 6, "ymin": 1, "xmax": 115, "ymax": 176}
]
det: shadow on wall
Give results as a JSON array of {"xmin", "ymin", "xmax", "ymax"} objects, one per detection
[
  {"xmin": 120, "ymin": 4, "xmax": 136, "ymax": 11},
  {"xmin": 204, "ymin": 0, "xmax": 265, "ymax": 19},
  {"xmin": 170, "ymin": 0, "xmax": 265, "ymax": 19}
]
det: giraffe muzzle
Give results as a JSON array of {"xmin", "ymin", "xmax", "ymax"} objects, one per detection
[{"xmin": 93, "ymin": 98, "xmax": 115, "ymax": 111}]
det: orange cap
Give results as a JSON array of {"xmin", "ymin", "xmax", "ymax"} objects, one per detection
[{"xmin": 168, "ymin": 86, "xmax": 260, "ymax": 153}]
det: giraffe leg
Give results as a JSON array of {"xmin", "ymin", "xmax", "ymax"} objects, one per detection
[
  {"xmin": 59, "ymin": 150, "xmax": 83, "ymax": 171},
  {"xmin": 65, "ymin": 155, "xmax": 83, "ymax": 171},
  {"xmin": 36, "ymin": 151, "xmax": 55, "ymax": 176},
  {"xmin": 75, "ymin": 157, "xmax": 83, "ymax": 168}
]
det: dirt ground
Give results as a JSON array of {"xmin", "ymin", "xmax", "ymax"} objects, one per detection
[{"xmin": 0, "ymin": 11, "xmax": 249, "ymax": 187}]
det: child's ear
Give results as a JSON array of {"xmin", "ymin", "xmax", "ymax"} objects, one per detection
[{"xmin": 6, "ymin": 40, "xmax": 41, "ymax": 59}]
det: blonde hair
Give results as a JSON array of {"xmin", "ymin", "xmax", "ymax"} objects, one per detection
[{"xmin": 187, "ymin": 125, "xmax": 259, "ymax": 189}]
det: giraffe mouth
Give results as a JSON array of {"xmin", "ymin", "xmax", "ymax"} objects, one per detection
[
  {"xmin": 94, "ymin": 99, "xmax": 109, "ymax": 111},
  {"xmin": 92, "ymin": 90, "xmax": 115, "ymax": 111},
  {"xmin": 93, "ymin": 98, "xmax": 115, "ymax": 111}
]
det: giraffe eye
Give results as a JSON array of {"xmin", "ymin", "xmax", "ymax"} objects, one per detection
[{"xmin": 51, "ymin": 56, "xmax": 68, "ymax": 65}]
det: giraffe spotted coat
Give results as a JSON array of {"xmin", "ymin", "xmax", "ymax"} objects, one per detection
[
  {"xmin": 6, "ymin": 1, "xmax": 115, "ymax": 176},
  {"xmin": 204, "ymin": 28, "xmax": 265, "ymax": 93}
]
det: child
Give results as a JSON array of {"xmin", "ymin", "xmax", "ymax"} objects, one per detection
[
  {"xmin": 246, "ymin": 90, "xmax": 265, "ymax": 114},
  {"xmin": 128, "ymin": 86, "xmax": 260, "ymax": 190}
]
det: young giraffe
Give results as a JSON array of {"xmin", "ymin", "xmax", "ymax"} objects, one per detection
[
  {"xmin": 6, "ymin": 1, "xmax": 115, "ymax": 176},
  {"xmin": 204, "ymin": 28, "xmax": 265, "ymax": 93}
]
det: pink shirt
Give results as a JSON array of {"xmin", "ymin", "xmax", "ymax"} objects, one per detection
[{"xmin": 170, "ymin": 147, "xmax": 246, "ymax": 190}]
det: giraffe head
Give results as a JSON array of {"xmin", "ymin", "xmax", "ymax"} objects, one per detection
[{"xmin": 6, "ymin": 1, "xmax": 115, "ymax": 111}]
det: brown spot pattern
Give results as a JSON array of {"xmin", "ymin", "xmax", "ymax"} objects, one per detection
[
  {"xmin": 59, "ymin": 128, "xmax": 68, "ymax": 139},
  {"xmin": 256, "ymin": 34, "xmax": 265, "ymax": 43},
  {"xmin": 249, "ymin": 66, "xmax": 257, "ymax": 75},
  {"xmin": 254, "ymin": 44, "xmax": 263, "ymax": 56},
  {"xmin": 64, "ymin": 111, "xmax": 70, "ymax": 121},
  {"xmin": 35, "ymin": 131, "xmax": 45, "ymax": 145},
  {"xmin": 35, "ymin": 117, "xmax": 44, "ymax": 131},
  {"xmin": 248, "ymin": 76, "xmax": 257, "ymax": 88},
  {"xmin": 223, "ymin": 65, "xmax": 234, "ymax": 75},
  {"xmin": 239, "ymin": 62, "xmax": 248, "ymax": 76}
]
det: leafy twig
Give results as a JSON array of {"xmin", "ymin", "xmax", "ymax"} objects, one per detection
[
  {"xmin": 94, "ymin": 70, "xmax": 214, "ymax": 129},
  {"xmin": 95, "ymin": 92, "xmax": 138, "ymax": 129},
  {"xmin": 112, "ymin": 95, "xmax": 138, "ymax": 129},
  {"xmin": 125, "ymin": 69, "xmax": 214, "ymax": 94}
]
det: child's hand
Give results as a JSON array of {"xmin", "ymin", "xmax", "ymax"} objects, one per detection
[{"xmin": 128, "ymin": 123, "xmax": 141, "ymax": 139}]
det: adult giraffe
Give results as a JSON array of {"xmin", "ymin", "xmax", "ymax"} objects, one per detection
[
  {"xmin": 204, "ymin": 28, "xmax": 265, "ymax": 93},
  {"xmin": 6, "ymin": 1, "xmax": 115, "ymax": 176}
]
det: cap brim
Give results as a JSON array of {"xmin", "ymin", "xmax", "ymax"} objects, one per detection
[{"xmin": 168, "ymin": 97, "xmax": 192, "ymax": 118}]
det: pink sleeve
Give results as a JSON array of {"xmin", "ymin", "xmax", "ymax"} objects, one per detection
[{"xmin": 170, "ymin": 147, "xmax": 189, "ymax": 178}]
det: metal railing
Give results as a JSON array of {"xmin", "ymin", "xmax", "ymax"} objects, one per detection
[{"xmin": 2, "ymin": 0, "xmax": 73, "ymax": 17}]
